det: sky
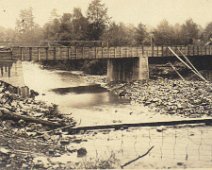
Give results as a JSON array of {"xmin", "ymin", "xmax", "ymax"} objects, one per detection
[{"xmin": 0, "ymin": 0, "xmax": 212, "ymax": 28}]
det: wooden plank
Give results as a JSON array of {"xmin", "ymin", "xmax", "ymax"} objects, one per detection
[{"xmin": 65, "ymin": 118, "xmax": 212, "ymax": 134}]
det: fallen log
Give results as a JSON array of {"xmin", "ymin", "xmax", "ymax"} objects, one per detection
[{"xmin": 0, "ymin": 107, "xmax": 63, "ymax": 127}]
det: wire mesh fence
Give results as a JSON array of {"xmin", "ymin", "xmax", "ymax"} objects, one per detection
[{"xmin": 71, "ymin": 125, "xmax": 212, "ymax": 169}]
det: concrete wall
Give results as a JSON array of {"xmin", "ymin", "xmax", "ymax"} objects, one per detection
[{"xmin": 107, "ymin": 57, "xmax": 149, "ymax": 82}]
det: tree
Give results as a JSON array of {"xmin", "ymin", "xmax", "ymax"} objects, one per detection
[
  {"xmin": 15, "ymin": 7, "xmax": 42, "ymax": 45},
  {"xmin": 153, "ymin": 20, "xmax": 175, "ymax": 45},
  {"xmin": 101, "ymin": 22, "xmax": 135, "ymax": 46},
  {"xmin": 72, "ymin": 8, "xmax": 89, "ymax": 40},
  {"xmin": 134, "ymin": 23, "xmax": 149, "ymax": 45},
  {"xmin": 86, "ymin": 0, "xmax": 110, "ymax": 40},
  {"xmin": 203, "ymin": 22, "xmax": 212, "ymax": 42},
  {"xmin": 49, "ymin": 8, "xmax": 60, "ymax": 22},
  {"xmin": 181, "ymin": 19, "xmax": 200, "ymax": 45}
]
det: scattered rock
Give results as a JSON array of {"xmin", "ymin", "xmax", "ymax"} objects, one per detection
[{"xmin": 77, "ymin": 147, "xmax": 87, "ymax": 157}]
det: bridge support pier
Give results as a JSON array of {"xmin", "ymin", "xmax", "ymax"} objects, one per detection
[{"xmin": 107, "ymin": 57, "xmax": 149, "ymax": 82}]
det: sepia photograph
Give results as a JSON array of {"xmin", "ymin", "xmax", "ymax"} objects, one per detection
[{"xmin": 0, "ymin": 0, "xmax": 212, "ymax": 169}]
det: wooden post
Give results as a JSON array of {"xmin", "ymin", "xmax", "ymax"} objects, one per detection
[
  {"xmin": 187, "ymin": 46, "xmax": 190, "ymax": 56},
  {"xmin": 45, "ymin": 47, "xmax": 48, "ymax": 60},
  {"xmin": 205, "ymin": 46, "xmax": 207, "ymax": 55},
  {"xmin": 37, "ymin": 47, "xmax": 40, "ymax": 61},
  {"xmin": 75, "ymin": 47, "xmax": 77, "ymax": 59},
  {"xmin": 152, "ymin": 45, "xmax": 154, "ymax": 57},
  {"xmin": 114, "ymin": 47, "xmax": 116, "ymax": 58},
  {"xmin": 53, "ymin": 47, "xmax": 56, "ymax": 60},
  {"xmin": 136, "ymin": 47, "xmax": 139, "ymax": 57},
  {"xmin": 192, "ymin": 46, "xmax": 195, "ymax": 56},
  {"xmin": 67, "ymin": 47, "xmax": 70, "ymax": 60},
  {"xmin": 29, "ymin": 47, "xmax": 32, "ymax": 61},
  {"xmin": 94, "ymin": 47, "xmax": 97, "ymax": 59},
  {"xmin": 82, "ymin": 47, "xmax": 84, "ymax": 59},
  {"xmin": 108, "ymin": 47, "xmax": 110, "ymax": 58},
  {"xmin": 161, "ymin": 46, "xmax": 164, "ymax": 57},
  {"xmin": 59, "ymin": 47, "xmax": 62, "ymax": 60},
  {"xmin": 21, "ymin": 47, "xmax": 24, "ymax": 60},
  {"xmin": 197, "ymin": 46, "xmax": 199, "ymax": 56}
]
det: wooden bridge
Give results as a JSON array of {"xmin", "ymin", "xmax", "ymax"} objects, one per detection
[
  {"xmin": 11, "ymin": 45, "xmax": 212, "ymax": 61},
  {"xmin": 0, "ymin": 45, "xmax": 211, "ymax": 82}
]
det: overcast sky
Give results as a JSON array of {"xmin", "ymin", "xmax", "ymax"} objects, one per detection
[{"xmin": 0, "ymin": 0, "xmax": 212, "ymax": 28}]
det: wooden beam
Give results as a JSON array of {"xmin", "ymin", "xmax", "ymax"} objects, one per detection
[
  {"xmin": 177, "ymin": 48, "xmax": 207, "ymax": 82},
  {"xmin": 168, "ymin": 47, "xmax": 207, "ymax": 82},
  {"xmin": 65, "ymin": 118, "xmax": 212, "ymax": 134},
  {"xmin": 168, "ymin": 62, "xmax": 185, "ymax": 81}
]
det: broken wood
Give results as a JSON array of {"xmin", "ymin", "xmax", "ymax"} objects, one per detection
[
  {"xmin": 66, "ymin": 118, "xmax": 212, "ymax": 134},
  {"xmin": 0, "ymin": 108, "xmax": 63, "ymax": 127},
  {"xmin": 168, "ymin": 62, "xmax": 185, "ymax": 81},
  {"xmin": 168, "ymin": 47, "xmax": 206, "ymax": 82},
  {"xmin": 177, "ymin": 48, "xmax": 207, "ymax": 82},
  {"xmin": 121, "ymin": 146, "xmax": 154, "ymax": 168}
]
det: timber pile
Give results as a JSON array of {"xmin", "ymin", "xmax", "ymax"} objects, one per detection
[{"xmin": 107, "ymin": 79, "xmax": 212, "ymax": 118}]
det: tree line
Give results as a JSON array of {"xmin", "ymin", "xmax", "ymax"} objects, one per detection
[{"xmin": 1, "ymin": 0, "xmax": 212, "ymax": 46}]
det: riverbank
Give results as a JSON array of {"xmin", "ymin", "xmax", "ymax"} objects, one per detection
[
  {"xmin": 0, "ymin": 81, "xmax": 77, "ymax": 169},
  {"xmin": 105, "ymin": 79, "xmax": 212, "ymax": 118}
]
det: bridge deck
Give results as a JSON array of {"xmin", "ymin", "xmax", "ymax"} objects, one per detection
[{"xmin": 11, "ymin": 45, "xmax": 212, "ymax": 61}]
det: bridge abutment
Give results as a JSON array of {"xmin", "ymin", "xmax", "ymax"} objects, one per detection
[{"xmin": 107, "ymin": 57, "xmax": 149, "ymax": 82}]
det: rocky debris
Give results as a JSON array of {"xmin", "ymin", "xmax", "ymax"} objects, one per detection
[
  {"xmin": 107, "ymin": 79, "xmax": 212, "ymax": 118},
  {"xmin": 0, "ymin": 81, "xmax": 78, "ymax": 169},
  {"xmin": 77, "ymin": 147, "xmax": 87, "ymax": 157}
]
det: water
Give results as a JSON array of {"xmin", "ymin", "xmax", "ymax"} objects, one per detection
[
  {"xmin": 22, "ymin": 62, "xmax": 128, "ymax": 107},
  {"xmin": 19, "ymin": 62, "xmax": 186, "ymax": 126}
]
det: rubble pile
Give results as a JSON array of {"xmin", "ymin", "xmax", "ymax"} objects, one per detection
[
  {"xmin": 0, "ymin": 81, "xmax": 80, "ymax": 169},
  {"xmin": 108, "ymin": 79, "xmax": 212, "ymax": 118}
]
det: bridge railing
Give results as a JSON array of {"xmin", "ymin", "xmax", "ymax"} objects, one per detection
[{"xmin": 10, "ymin": 45, "xmax": 212, "ymax": 61}]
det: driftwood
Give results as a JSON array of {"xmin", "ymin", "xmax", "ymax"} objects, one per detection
[
  {"xmin": 0, "ymin": 107, "xmax": 62, "ymax": 127},
  {"xmin": 121, "ymin": 146, "xmax": 154, "ymax": 168}
]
